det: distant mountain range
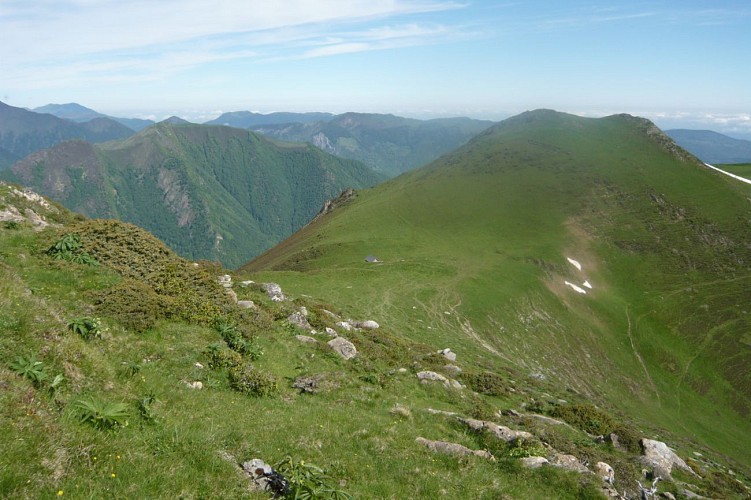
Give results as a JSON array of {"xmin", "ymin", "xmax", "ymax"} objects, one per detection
[
  {"xmin": 0, "ymin": 101, "xmax": 135, "ymax": 168},
  {"xmin": 0, "ymin": 122, "xmax": 383, "ymax": 267},
  {"xmin": 33, "ymin": 102, "xmax": 155, "ymax": 131},
  {"xmin": 249, "ymin": 112, "xmax": 494, "ymax": 176},
  {"xmin": 205, "ymin": 110, "xmax": 335, "ymax": 128},
  {"xmin": 665, "ymin": 129, "xmax": 751, "ymax": 164}
]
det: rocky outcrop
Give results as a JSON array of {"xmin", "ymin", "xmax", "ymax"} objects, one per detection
[
  {"xmin": 241, "ymin": 459, "xmax": 289, "ymax": 496},
  {"xmin": 355, "ymin": 320, "xmax": 379, "ymax": 330},
  {"xmin": 520, "ymin": 456, "xmax": 549, "ymax": 469},
  {"xmin": 549, "ymin": 453, "xmax": 589, "ymax": 473},
  {"xmin": 415, "ymin": 437, "xmax": 493, "ymax": 460},
  {"xmin": 262, "ymin": 283, "xmax": 286, "ymax": 302},
  {"xmin": 416, "ymin": 371, "xmax": 463, "ymax": 389},
  {"xmin": 438, "ymin": 348, "xmax": 457, "ymax": 362},
  {"xmin": 287, "ymin": 307, "xmax": 312, "ymax": 330}
]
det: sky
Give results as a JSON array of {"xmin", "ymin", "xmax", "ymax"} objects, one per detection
[{"xmin": 2, "ymin": 0, "xmax": 750, "ymax": 137}]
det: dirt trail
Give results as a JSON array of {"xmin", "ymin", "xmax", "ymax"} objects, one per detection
[{"xmin": 626, "ymin": 308, "xmax": 661, "ymax": 406}]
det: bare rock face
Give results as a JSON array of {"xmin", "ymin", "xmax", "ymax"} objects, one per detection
[
  {"xmin": 327, "ymin": 337, "xmax": 357, "ymax": 360},
  {"xmin": 415, "ymin": 437, "xmax": 493, "ymax": 460},
  {"xmin": 640, "ymin": 439, "xmax": 694, "ymax": 479}
]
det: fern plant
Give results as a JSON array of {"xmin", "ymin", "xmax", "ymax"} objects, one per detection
[
  {"xmin": 9, "ymin": 355, "xmax": 47, "ymax": 387},
  {"xmin": 74, "ymin": 396, "xmax": 130, "ymax": 430}
]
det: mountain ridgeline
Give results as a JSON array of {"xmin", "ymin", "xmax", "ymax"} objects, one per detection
[
  {"xmin": 0, "ymin": 101, "xmax": 135, "ymax": 168},
  {"xmin": 665, "ymin": 128, "xmax": 751, "ymax": 164},
  {"xmin": 247, "ymin": 112, "xmax": 493, "ymax": 177},
  {"xmin": 244, "ymin": 110, "xmax": 751, "ymax": 469},
  {"xmin": 1, "ymin": 122, "xmax": 384, "ymax": 267}
]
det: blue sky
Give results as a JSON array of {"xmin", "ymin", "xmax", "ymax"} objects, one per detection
[{"xmin": 2, "ymin": 0, "xmax": 750, "ymax": 136}]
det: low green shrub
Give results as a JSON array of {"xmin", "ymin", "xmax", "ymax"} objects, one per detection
[
  {"xmin": 95, "ymin": 279, "xmax": 166, "ymax": 332},
  {"xmin": 461, "ymin": 371, "xmax": 509, "ymax": 396},
  {"xmin": 228, "ymin": 364, "xmax": 277, "ymax": 397},
  {"xmin": 505, "ymin": 437, "xmax": 548, "ymax": 458},
  {"xmin": 550, "ymin": 403, "xmax": 617, "ymax": 436},
  {"xmin": 47, "ymin": 233, "xmax": 99, "ymax": 265},
  {"xmin": 74, "ymin": 396, "xmax": 130, "ymax": 430},
  {"xmin": 274, "ymin": 457, "xmax": 352, "ymax": 499},
  {"xmin": 204, "ymin": 343, "xmax": 243, "ymax": 370},
  {"xmin": 9, "ymin": 354, "xmax": 47, "ymax": 387},
  {"xmin": 67, "ymin": 317, "xmax": 104, "ymax": 340}
]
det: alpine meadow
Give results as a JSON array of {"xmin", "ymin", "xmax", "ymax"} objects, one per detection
[{"xmin": 2, "ymin": 1, "xmax": 751, "ymax": 498}]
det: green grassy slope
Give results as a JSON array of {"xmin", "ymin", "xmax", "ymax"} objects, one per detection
[
  {"xmin": 1, "ymin": 123, "xmax": 384, "ymax": 267},
  {"xmin": 242, "ymin": 110, "xmax": 751, "ymax": 469}
]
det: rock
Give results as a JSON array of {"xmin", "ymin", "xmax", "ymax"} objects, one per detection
[
  {"xmin": 237, "ymin": 300, "xmax": 256, "ymax": 309},
  {"xmin": 336, "ymin": 321, "xmax": 353, "ymax": 331},
  {"xmin": 439, "ymin": 348, "xmax": 457, "ymax": 362},
  {"xmin": 355, "ymin": 320, "xmax": 379, "ymax": 330},
  {"xmin": 241, "ymin": 458, "xmax": 289, "ymax": 496},
  {"xmin": 605, "ymin": 432, "xmax": 624, "ymax": 451},
  {"xmin": 194, "ymin": 362, "xmax": 204, "ymax": 369},
  {"xmin": 416, "ymin": 371, "xmax": 462, "ymax": 389},
  {"xmin": 295, "ymin": 335, "xmax": 317, "ymax": 344},
  {"xmin": 550, "ymin": 453, "xmax": 589, "ymax": 473},
  {"xmin": 500, "ymin": 409, "xmax": 521, "ymax": 417},
  {"xmin": 287, "ymin": 307, "xmax": 311, "ymax": 330},
  {"xmin": 595, "ymin": 462, "xmax": 615, "ymax": 484},
  {"xmin": 239, "ymin": 280, "xmax": 254, "ymax": 287},
  {"xmin": 662, "ymin": 492, "xmax": 677, "ymax": 500},
  {"xmin": 226, "ymin": 288, "xmax": 238, "ymax": 303},
  {"xmin": 218, "ymin": 274, "xmax": 233, "ymax": 288},
  {"xmin": 185, "ymin": 381, "xmax": 203, "ymax": 390},
  {"xmin": 459, "ymin": 418, "xmax": 534, "ymax": 442},
  {"xmin": 415, "ymin": 437, "xmax": 493, "ymax": 460},
  {"xmin": 443, "ymin": 364, "xmax": 462, "ymax": 374},
  {"xmin": 292, "ymin": 374, "xmax": 336, "ymax": 394},
  {"xmin": 324, "ymin": 327, "xmax": 338, "ymax": 337},
  {"xmin": 262, "ymin": 283, "xmax": 285, "ymax": 302},
  {"xmin": 327, "ymin": 337, "xmax": 357, "ymax": 360},
  {"xmin": 641, "ymin": 438, "xmax": 694, "ymax": 479},
  {"xmin": 530, "ymin": 372, "xmax": 546, "ymax": 380},
  {"xmin": 520, "ymin": 456, "xmax": 549, "ymax": 469}
]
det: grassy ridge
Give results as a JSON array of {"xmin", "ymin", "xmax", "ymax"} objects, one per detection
[{"xmin": 242, "ymin": 111, "xmax": 751, "ymax": 468}]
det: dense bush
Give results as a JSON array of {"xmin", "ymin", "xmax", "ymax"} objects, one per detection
[
  {"xmin": 94, "ymin": 279, "xmax": 167, "ymax": 332},
  {"xmin": 550, "ymin": 403, "xmax": 617, "ymax": 436},
  {"xmin": 204, "ymin": 343, "xmax": 243, "ymax": 370},
  {"xmin": 228, "ymin": 363, "xmax": 278, "ymax": 397},
  {"xmin": 460, "ymin": 371, "xmax": 509, "ymax": 397}
]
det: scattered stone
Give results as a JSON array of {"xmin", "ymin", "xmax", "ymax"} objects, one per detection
[
  {"xmin": 550, "ymin": 453, "xmax": 589, "ymax": 473},
  {"xmin": 500, "ymin": 409, "xmax": 521, "ymax": 417},
  {"xmin": 324, "ymin": 327, "xmax": 338, "ymax": 337},
  {"xmin": 185, "ymin": 381, "xmax": 203, "ymax": 390},
  {"xmin": 239, "ymin": 280, "xmax": 255, "ymax": 287},
  {"xmin": 426, "ymin": 408, "xmax": 458, "ymax": 417},
  {"xmin": 416, "ymin": 371, "xmax": 462, "ymax": 389},
  {"xmin": 355, "ymin": 320, "xmax": 379, "ymax": 330},
  {"xmin": 322, "ymin": 309, "xmax": 339, "ymax": 319},
  {"xmin": 520, "ymin": 456, "xmax": 549, "ymax": 469},
  {"xmin": 336, "ymin": 321, "xmax": 353, "ymax": 331},
  {"xmin": 605, "ymin": 432, "xmax": 625, "ymax": 451},
  {"xmin": 397, "ymin": 368, "xmax": 408, "ymax": 374},
  {"xmin": 327, "ymin": 337, "xmax": 357, "ymax": 360},
  {"xmin": 262, "ymin": 283, "xmax": 286, "ymax": 302},
  {"xmin": 194, "ymin": 362, "xmax": 204, "ymax": 369},
  {"xmin": 459, "ymin": 418, "xmax": 533, "ymax": 442},
  {"xmin": 365, "ymin": 255, "xmax": 380, "ymax": 263},
  {"xmin": 389, "ymin": 404, "xmax": 412, "ymax": 418},
  {"xmin": 226, "ymin": 288, "xmax": 238, "ymax": 303},
  {"xmin": 287, "ymin": 307, "xmax": 311, "ymax": 330},
  {"xmin": 241, "ymin": 459, "xmax": 290, "ymax": 496},
  {"xmin": 662, "ymin": 492, "xmax": 677, "ymax": 500},
  {"xmin": 237, "ymin": 300, "xmax": 256, "ymax": 309},
  {"xmin": 295, "ymin": 335, "xmax": 317, "ymax": 344},
  {"xmin": 415, "ymin": 437, "xmax": 493, "ymax": 460},
  {"xmin": 292, "ymin": 374, "xmax": 337, "ymax": 394},
  {"xmin": 595, "ymin": 462, "xmax": 615, "ymax": 484},
  {"xmin": 530, "ymin": 372, "xmax": 546, "ymax": 380},
  {"xmin": 218, "ymin": 275, "xmax": 233, "ymax": 288},
  {"xmin": 640, "ymin": 438, "xmax": 695, "ymax": 479},
  {"xmin": 438, "ymin": 348, "xmax": 457, "ymax": 362}
]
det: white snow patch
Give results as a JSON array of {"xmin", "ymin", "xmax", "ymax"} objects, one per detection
[
  {"xmin": 566, "ymin": 257, "xmax": 582, "ymax": 271},
  {"xmin": 583, "ymin": 281, "xmax": 592, "ymax": 289},
  {"xmin": 564, "ymin": 281, "xmax": 587, "ymax": 294},
  {"xmin": 704, "ymin": 163, "xmax": 751, "ymax": 185}
]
